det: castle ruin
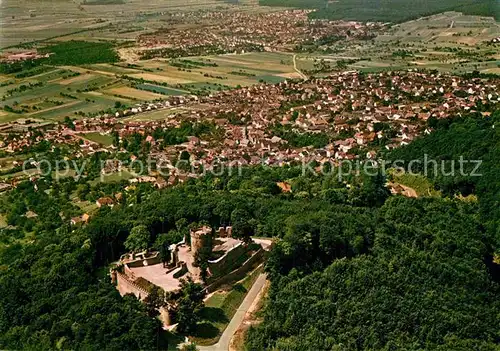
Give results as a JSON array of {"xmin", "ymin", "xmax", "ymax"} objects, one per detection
[{"xmin": 111, "ymin": 225, "xmax": 264, "ymax": 328}]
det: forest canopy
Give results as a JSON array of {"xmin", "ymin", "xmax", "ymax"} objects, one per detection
[
  {"xmin": 247, "ymin": 112, "xmax": 500, "ymax": 350},
  {"xmin": 246, "ymin": 197, "xmax": 500, "ymax": 350},
  {"xmin": 0, "ymin": 110, "xmax": 498, "ymax": 350},
  {"xmin": 259, "ymin": 0, "xmax": 500, "ymax": 22}
]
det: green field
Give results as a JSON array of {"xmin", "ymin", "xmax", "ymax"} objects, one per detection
[
  {"xmin": 0, "ymin": 51, "xmax": 310, "ymax": 123},
  {"xmin": 0, "ymin": 65, "xmax": 126, "ymax": 122},
  {"xmin": 306, "ymin": 12, "xmax": 499, "ymax": 76},
  {"xmin": 90, "ymin": 169, "xmax": 135, "ymax": 184},
  {"xmin": 135, "ymin": 83, "xmax": 190, "ymax": 96},
  {"xmin": 390, "ymin": 170, "xmax": 442, "ymax": 197},
  {"xmin": 191, "ymin": 266, "xmax": 263, "ymax": 346},
  {"xmin": 81, "ymin": 132, "xmax": 114, "ymax": 146}
]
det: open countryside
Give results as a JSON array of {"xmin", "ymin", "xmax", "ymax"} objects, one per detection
[{"xmin": 0, "ymin": 0, "xmax": 499, "ymax": 350}]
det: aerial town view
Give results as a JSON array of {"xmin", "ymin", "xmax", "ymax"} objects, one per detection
[{"xmin": 0, "ymin": 0, "xmax": 499, "ymax": 350}]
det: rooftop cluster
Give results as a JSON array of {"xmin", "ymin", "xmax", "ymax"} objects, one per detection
[{"xmin": 138, "ymin": 10, "xmax": 382, "ymax": 58}]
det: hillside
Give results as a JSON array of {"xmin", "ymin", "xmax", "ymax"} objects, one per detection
[
  {"xmin": 388, "ymin": 111, "xmax": 500, "ymax": 238},
  {"xmin": 246, "ymin": 111, "xmax": 500, "ymax": 350},
  {"xmin": 259, "ymin": 0, "xmax": 500, "ymax": 22},
  {"xmin": 247, "ymin": 198, "xmax": 500, "ymax": 350}
]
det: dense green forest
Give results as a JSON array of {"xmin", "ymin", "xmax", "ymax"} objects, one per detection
[
  {"xmin": 0, "ymin": 41, "xmax": 119, "ymax": 74},
  {"xmin": 0, "ymin": 110, "xmax": 499, "ymax": 349},
  {"xmin": 40, "ymin": 40, "xmax": 119, "ymax": 66},
  {"xmin": 388, "ymin": 111, "xmax": 500, "ymax": 240},
  {"xmin": 0, "ymin": 218, "xmax": 158, "ymax": 350},
  {"xmin": 259, "ymin": 0, "xmax": 500, "ymax": 22},
  {"xmin": 246, "ymin": 111, "xmax": 500, "ymax": 350},
  {"xmin": 247, "ymin": 197, "xmax": 500, "ymax": 350},
  {"xmin": 0, "ymin": 161, "xmax": 389, "ymax": 349}
]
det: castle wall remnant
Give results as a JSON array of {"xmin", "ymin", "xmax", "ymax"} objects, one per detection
[
  {"xmin": 205, "ymin": 248, "xmax": 265, "ymax": 293},
  {"xmin": 208, "ymin": 242, "xmax": 248, "ymax": 277},
  {"xmin": 173, "ymin": 262, "xmax": 188, "ymax": 279},
  {"xmin": 190, "ymin": 226, "xmax": 212, "ymax": 257},
  {"xmin": 217, "ymin": 226, "xmax": 233, "ymax": 238},
  {"xmin": 159, "ymin": 306, "xmax": 171, "ymax": 326},
  {"xmin": 115, "ymin": 271, "xmax": 149, "ymax": 301}
]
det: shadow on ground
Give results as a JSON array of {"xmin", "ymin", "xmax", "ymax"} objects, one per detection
[
  {"xmin": 191, "ymin": 322, "xmax": 221, "ymax": 339},
  {"xmin": 200, "ymin": 307, "xmax": 229, "ymax": 323}
]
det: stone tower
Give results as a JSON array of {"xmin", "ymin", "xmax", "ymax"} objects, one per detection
[{"xmin": 190, "ymin": 226, "xmax": 212, "ymax": 257}]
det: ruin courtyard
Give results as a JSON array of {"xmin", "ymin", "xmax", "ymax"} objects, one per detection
[{"xmin": 111, "ymin": 225, "xmax": 266, "ymax": 327}]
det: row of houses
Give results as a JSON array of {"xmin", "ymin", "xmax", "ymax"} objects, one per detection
[{"xmin": 1, "ymin": 70, "xmax": 498, "ymax": 187}]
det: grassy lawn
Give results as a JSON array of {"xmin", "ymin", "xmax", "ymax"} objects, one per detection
[
  {"xmin": 73, "ymin": 199, "xmax": 98, "ymax": 214},
  {"xmin": 0, "ymin": 214, "xmax": 8, "ymax": 228},
  {"xmin": 82, "ymin": 132, "xmax": 114, "ymax": 146},
  {"xmin": 89, "ymin": 169, "xmax": 135, "ymax": 185},
  {"xmin": 190, "ymin": 266, "xmax": 263, "ymax": 346},
  {"xmin": 123, "ymin": 107, "xmax": 187, "ymax": 121},
  {"xmin": 391, "ymin": 171, "xmax": 441, "ymax": 197}
]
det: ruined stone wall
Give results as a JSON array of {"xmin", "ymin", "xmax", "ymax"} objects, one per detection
[
  {"xmin": 190, "ymin": 231, "xmax": 212, "ymax": 258},
  {"xmin": 115, "ymin": 272, "xmax": 149, "ymax": 301},
  {"xmin": 126, "ymin": 254, "xmax": 161, "ymax": 268},
  {"xmin": 208, "ymin": 243, "xmax": 248, "ymax": 278},
  {"xmin": 159, "ymin": 307, "xmax": 172, "ymax": 326},
  {"xmin": 205, "ymin": 249, "xmax": 265, "ymax": 293},
  {"xmin": 173, "ymin": 262, "xmax": 188, "ymax": 279}
]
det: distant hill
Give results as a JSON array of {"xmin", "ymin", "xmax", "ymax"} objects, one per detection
[
  {"xmin": 82, "ymin": 0, "xmax": 125, "ymax": 5},
  {"xmin": 259, "ymin": 0, "xmax": 500, "ymax": 23}
]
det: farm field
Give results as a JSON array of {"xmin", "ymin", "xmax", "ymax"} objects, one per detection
[
  {"xmin": 377, "ymin": 12, "xmax": 499, "ymax": 45},
  {"xmin": 312, "ymin": 12, "xmax": 500, "ymax": 75},
  {"xmin": 0, "ymin": 110, "xmax": 26, "ymax": 123},
  {"xmin": 0, "ymin": 0, "xmax": 269, "ymax": 49},
  {"xmin": 135, "ymin": 52, "xmax": 306, "ymax": 86},
  {"xmin": 104, "ymin": 86, "xmax": 165, "ymax": 101},
  {"xmin": 135, "ymin": 84, "xmax": 190, "ymax": 96},
  {"xmin": 0, "ymin": 6, "xmax": 498, "ymax": 125},
  {"xmin": 0, "ymin": 51, "xmax": 313, "ymax": 123}
]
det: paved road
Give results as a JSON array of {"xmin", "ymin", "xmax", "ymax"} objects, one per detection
[{"xmin": 197, "ymin": 273, "xmax": 268, "ymax": 351}]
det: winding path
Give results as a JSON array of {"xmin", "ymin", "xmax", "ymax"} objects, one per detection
[
  {"xmin": 197, "ymin": 273, "xmax": 268, "ymax": 351},
  {"xmin": 293, "ymin": 54, "xmax": 308, "ymax": 80}
]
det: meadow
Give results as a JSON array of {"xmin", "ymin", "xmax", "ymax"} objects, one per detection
[
  {"xmin": 81, "ymin": 132, "xmax": 114, "ymax": 146},
  {"xmin": 0, "ymin": 3, "xmax": 497, "ymax": 124},
  {"xmin": 310, "ymin": 12, "xmax": 500, "ymax": 75},
  {"xmin": 0, "ymin": 50, "xmax": 310, "ymax": 123}
]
